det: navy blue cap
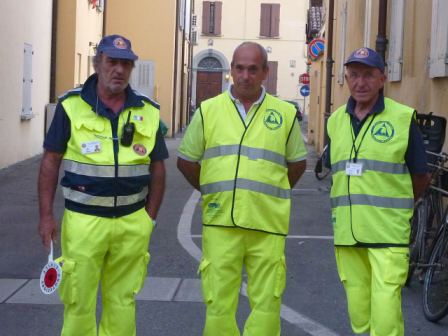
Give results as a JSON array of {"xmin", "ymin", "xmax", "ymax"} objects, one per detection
[
  {"xmin": 97, "ymin": 34, "xmax": 138, "ymax": 61},
  {"xmin": 344, "ymin": 47, "xmax": 385, "ymax": 72}
]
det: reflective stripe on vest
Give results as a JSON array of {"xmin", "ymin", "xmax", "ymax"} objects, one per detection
[
  {"xmin": 63, "ymin": 160, "xmax": 149, "ymax": 178},
  {"xmin": 331, "ymin": 159, "xmax": 409, "ymax": 175},
  {"xmin": 203, "ymin": 145, "xmax": 286, "ymax": 167},
  {"xmin": 201, "ymin": 178, "xmax": 291, "ymax": 199},
  {"xmin": 62, "ymin": 186, "xmax": 148, "ymax": 207},
  {"xmin": 330, "ymin": 194, "xmax": 414, "ymax": 209}
]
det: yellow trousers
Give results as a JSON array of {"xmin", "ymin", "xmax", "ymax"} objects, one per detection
[
  {"xmin": 199, "ymin": 226, "xmax": 286, "ymax": 336},
  {"xmin": 335, "ymin": 246, "xmax": 409, "ymax": 336},
  {"xmin": 57, "ymin": 208, "xmax": 154, "ymax": 336}
]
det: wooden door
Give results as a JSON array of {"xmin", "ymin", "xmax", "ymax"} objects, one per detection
[{"xmin": 196, "ymin": 71, "xmax": 222, "ymax": 106}]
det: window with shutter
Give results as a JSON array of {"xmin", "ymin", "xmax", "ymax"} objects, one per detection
[
  {"xmin": 387, "ymin": 0, "xmax": 405, "ymax": 82},
  {"xmin": 129, "ymin": 60, "xmax": 155, "ymax": 99},
  {"xmin": 260, "ymin": 3, "xmax": 280, "ymax": 38},
  {"xmin": 263, "ymin": 61, "xmax": 278, "ymax": 95},
  {"xmin": 21, "ymin": 43, "xmax": 33, "ymax": 120},
  {"xmin": 337, "ymin": 1, "xmax": 348, "ymax": 85},
  {"xmin": 429, "ymin": 0, "xmax": 448, "ymax": 78},
  {"xmin": 201, "ymin": 1, "xmax": 222, "ymax": 36}
]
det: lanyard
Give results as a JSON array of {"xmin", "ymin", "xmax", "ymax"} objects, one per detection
[{"xmin": 349, "ymin": 114, "xmax": 376, "ymax": 163}]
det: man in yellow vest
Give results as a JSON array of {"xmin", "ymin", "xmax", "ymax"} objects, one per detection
[
  {"xmin": 37, "ymin": 34, "xmax": 167, "ymax": 336},
  {"xmin": 177, "ymin": 42, "xmax": 307, "ymax": 336},
  {"xmin": 327, "ymin": 47, "xmax": 430, "ymax": 335}
]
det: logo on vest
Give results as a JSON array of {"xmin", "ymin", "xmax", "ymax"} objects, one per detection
[
  {"xmin": 371, "ymin": 121, "xmax": 394, "ymax": 143},
  {"xmin": 206, "ymin": 201, "xmax": 222, "ymax": 216},
  {"xmin": 263, "ymin": 109, "xmax": 283, "ymax": 130},
  {"xmin": 133, "ymin": 144, "xmax": 147, "ymax": 156}
]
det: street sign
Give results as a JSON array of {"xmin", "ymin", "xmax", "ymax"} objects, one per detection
[
  {"xmin": 300, "ymin": 85, "xmax": 310, "ymax": 97},
  {"xmin": 308, "ymin": 38, "xmax": 325, "ymax": 60},
  {"xmin": 299, "ymin": 73, "xmax": 310, "ymax": 85}
]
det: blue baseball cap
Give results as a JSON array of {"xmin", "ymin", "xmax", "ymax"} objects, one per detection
[
  {"xmin": 344, "ymin": 47, "xmax": 385, "ymax": 72},
  {"xmin": 96, "ymin": 34, "xmax": 138, "ymax": 61}
]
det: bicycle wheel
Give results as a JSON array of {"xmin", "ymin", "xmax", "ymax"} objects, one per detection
[
  {"xmin": 422, "ymin": 230, "xmax": 448, "ymax": 322},
  {"xmin": 315, "ymin": 145, "xmax": 331, "ymax": 180},
  {"xmin": 406, "ymin": 199, "xmax": 427, "ymax": 286}
]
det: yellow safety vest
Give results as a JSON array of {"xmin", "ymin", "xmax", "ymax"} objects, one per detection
[
  {"xmin": 61, "ymin": 93, "xmax": 159, "ymax": 212},
  {"xmin": 328, "ymin": 97, "xmax": 414, "ymax": 246},
  {"xmin": 199, "ymin": 92, "xmax": 296, "ymax": 235}
]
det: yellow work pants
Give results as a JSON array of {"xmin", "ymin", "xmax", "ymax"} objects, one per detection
[
  {"xmin": 199, "ymin": 226, "xmax": 286, "ymax": 336},
  {"xmin": 335, "ymin": 246, "xmax": 409, "ymax": 336},
  {"xmin": 57, "ymin": 208, "xmax": 154, "ymax": 336}
]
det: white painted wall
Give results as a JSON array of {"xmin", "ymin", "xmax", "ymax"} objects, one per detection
[{"xmin": 0, "ymin": 0, "xmax": 53, "ymax": 168}]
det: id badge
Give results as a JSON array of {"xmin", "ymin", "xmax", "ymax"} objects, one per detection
[
  {"xmin": 81, "ymin": 141, "xmax": 101, "ymax": 154},
  {"xmin": 345, "ymin": 162, "xmax": 363, "ymax": 176}
]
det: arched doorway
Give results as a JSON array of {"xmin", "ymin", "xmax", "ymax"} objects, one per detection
[{"xmin": 196, "ymin": 56, "xmax": 223, "ymax": 106}]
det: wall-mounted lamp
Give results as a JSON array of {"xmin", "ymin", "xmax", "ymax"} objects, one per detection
[
  {"xmin": 266, "ymin": 46, "xmax": 272, "ymax": 53},
  {"xmin": 224, "ymin": 73, "xmax": 230, "ymax": 81}
]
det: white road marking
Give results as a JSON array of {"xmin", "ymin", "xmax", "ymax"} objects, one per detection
[{"xmin": 177, "ymin": 190, "xmax": 340, "ymax": 336}]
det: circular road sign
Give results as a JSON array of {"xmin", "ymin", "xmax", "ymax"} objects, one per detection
[
  {"xmin": 300, "ymin": 85, "xmax": 310, "ymax": 97},
  {"xmin": 308, "ymin": 38, "xmax": 325, "ymax": 60}
]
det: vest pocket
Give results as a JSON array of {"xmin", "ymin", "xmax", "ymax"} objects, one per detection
[
  {"xmin": 198, "ymin": 258, "xmax": 214, "ymax": 304},
  {"xmin": 133, "ymin": 252, "xmax": 150, "ymax": 294},
  {"xmin": 134, "ymin": 122, "xmax": 154, "ymax": 139},
  {"xmin": 384, "ymin": 247, "xmax": 409, "ymax": 285},
  {"xmin": 57, "ymin": 258, "xmax": 77, "ymax": 305},
  {"xmin": 74, "ymin": 118, "xmax": 105, "ymax": 132},
  {"xmin": 274, "ymin": 256, "xmax": 287, "ymax": 298}
]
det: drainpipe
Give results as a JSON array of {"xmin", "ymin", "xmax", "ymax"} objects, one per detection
[
  {"xmin": 186, "ymin": 5, "xmax": 195, "ymax": 125},
  {"xmin": 102, "ymin": 0, "xmax": 107, "ymax": 36},
  {"xmin": 180, "ymin": 23, "xmax": 186, "ymax": 130},
  {"xmin": 323, "ymin": 0, "xmax": 335, "ymax": 145},
  {"xmin": 375, "ymin": 0, "xmax": 388, "ymax": 63},
  {"xmin": 49, "ymin": 0, "xmax": 58, "ymax": 103},
  {"xmin": 171, "ymin": 0, "xmax": 180, "ymax": 137}
]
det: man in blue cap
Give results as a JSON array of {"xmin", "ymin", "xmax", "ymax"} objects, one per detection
[
  {"xmin": 326, "ymin": 47, "xmax": 430, "ymax": 335},
  {"xmin": 38, "ymin": 34, "xmax": 168, "ymax": 335}
]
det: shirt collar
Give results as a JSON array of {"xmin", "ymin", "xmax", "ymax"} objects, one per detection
[
  {"xmin": 346, "ymin": 91, "xmax": 385, "ymax": 117},
  {"xmin": 80, "ymin": 74, "xmax": 144, "ymax": 118},
  {"xmin": 227, "ymin": 85, "xmax": 266, "ymax": 106}
]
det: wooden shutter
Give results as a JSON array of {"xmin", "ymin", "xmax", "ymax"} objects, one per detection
[
  {"xmin": 21, "ymin": 43, "xmax": 33, "ymax": 119},
  {"xmin": 214, "ymin": 1, "xmax": 222, "ymax": 35},
  {"xmin": 202, "ymin": 1, "xmax": 211, "ymax": 35},
  {"xmin": 271, "ymin": 4, "xmax": 280, "ymax": 37},
  {"xmin": 260, "ymin": 4, "xmax": 270, "ymax": 36},
  {"xmin": 263, "ymin": 61, "xmax": 278, "ymax": 95}
]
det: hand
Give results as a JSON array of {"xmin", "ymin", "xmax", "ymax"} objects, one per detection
[{"xmin": 38, "ymin": 216, "xmax": 58, "ymax": 250}]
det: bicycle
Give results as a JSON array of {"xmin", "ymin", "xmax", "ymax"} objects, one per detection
[
  {"xmin": 314, "ymin": 144, "xmax": 331, "ymax": 180},
  {"xmin": 422, "ymin": 190, "xmax": 448, "ymax": 322},
  {"xmin": 406, "ymin": 151, "xmax": 448, "ymax": 286}
]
